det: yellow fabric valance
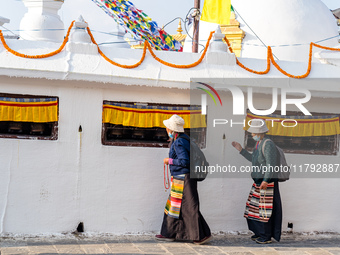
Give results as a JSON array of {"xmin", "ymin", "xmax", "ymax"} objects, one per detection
[
  {"xmin": 0, "ymin": 97, "xmax": 58, "ymax": 123},
  {"xmin": 245, "ymin": 113, "xmax": 340, "ymax": 137},
  {"xmin": 103, "ymin": 102, "xmax": 206, "ymax": 129}
]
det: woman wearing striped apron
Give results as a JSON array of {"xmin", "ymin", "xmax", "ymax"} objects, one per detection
[
  {"xmin": 155, "ymin": 114, "xmax": 212, "ymax": 245},
  {"xmin": 232, "ymin": 119, "xmax": 282, "ymax": 244}
]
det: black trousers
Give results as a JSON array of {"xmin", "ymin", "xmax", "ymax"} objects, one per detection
[{"xmin": 160, "ymin": 174, "xmax": 211, "ymax": 240}]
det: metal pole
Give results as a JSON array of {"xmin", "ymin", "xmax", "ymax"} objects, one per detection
[{"xmin": 192, "ymin": 0, "xmax": 200, "ymax": 53}]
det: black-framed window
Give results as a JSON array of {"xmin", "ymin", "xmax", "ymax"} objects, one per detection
[
  {"xmin": 102, "ymin": 101, "xmax": 206, "ymax": 148},
  {"xmin": 245, "ymin": 111, "xmax": 340, "ymax": 155},
  {"xmin": 0, "ymin": 93, "xmax": 58, "ymax": 140}
]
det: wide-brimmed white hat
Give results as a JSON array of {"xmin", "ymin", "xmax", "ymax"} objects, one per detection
[
  {"xmin": 163, "ymin": 114, "xmax": 185, "ymax": 133},
  {"xmin": 247, "ymin": 119, "xmax": 269, "ymax": 133}
]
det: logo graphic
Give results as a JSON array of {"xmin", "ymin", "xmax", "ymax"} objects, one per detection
[
  {"xmin": 197, "ymin": 83, "xmax": 311, "ymax": 116},
  {"xmin": 196, "ymin": 82, "xmax": 222, "ymax": 115}
]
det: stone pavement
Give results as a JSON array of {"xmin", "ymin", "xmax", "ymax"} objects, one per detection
[{"xmin": 1, "ymin": 233, "xmax": 340, "ymax": 255}]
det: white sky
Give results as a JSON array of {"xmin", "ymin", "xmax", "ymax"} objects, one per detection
[{"xmin": 0, "ymin": 0, "xmax": 339, "ymax": 43}]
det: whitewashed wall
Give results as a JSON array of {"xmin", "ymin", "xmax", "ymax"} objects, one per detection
[
  {"xmin": 0, "ymin": 76, "xmax": 339, "ymax": 235},
  {"xmin": 201, "ymin": 91, "xmax": 340, "ymax": 233}
]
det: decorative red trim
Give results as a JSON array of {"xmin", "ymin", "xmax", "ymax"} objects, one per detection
[
  {"xmin": 247, "ymin": 114, "xmax": 339, "ymax": 124},
  {"xmin": 0, "ymin": 102, "xmax": 58, "ymax": 107},
  {"xmin": 103, "ymin": 105, "xmax": 202, "ymax": 115}
]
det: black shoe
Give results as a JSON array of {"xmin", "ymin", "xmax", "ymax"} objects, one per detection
[
  {"xmin": 251, "ymin": 235, "xmax": 260, "ymax": 241},
  {"xmin": 256, "ymin": 237, "xmax": 272, "ymax": 244},
  {"xmin": 155, "ymin": 234, "xmax": 175, "ymax": 242},
  {"xmin": 193, "ymin": 235, "xmax": 213, "ymax": 245}
]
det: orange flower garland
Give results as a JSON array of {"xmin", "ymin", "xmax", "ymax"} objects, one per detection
[
  {"xmin": 224, "ymin": 34, "xmax": 340, "ymax": 79},
  {"xmin": 86, "ymin": 26, "xmax": 147, "ymax": 69},
  {"xmin": 0, "ymin": 21, "xmax": 75, "ymax": 59},
  {"xmin": 146, "ymin": 31, "xmax": 214, "ymax": 68},
  {"xmin": 224, "ymin": 36, "xmax": 271, "ymax": 75},
  {"xmin": 269, "ymin": 44, "xmax": 313, "ymax": 79},
  {"xmin": 0, "ymin": 20, "xmax": 340, "ymax": 79},
  {"xmin": 312, "ymin": 43, "xmax": 340, "ymax": 51},
  {"xmin": 87, "ymin": 27, "xmax": 214, "ymax": 69}
]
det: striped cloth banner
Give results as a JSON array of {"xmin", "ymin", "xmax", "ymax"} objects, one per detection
[
  {"xmin": 244, "ymin": 183, "xmax": 274, "ymax": 223},
  {"xmin": 0, "ymin": 97, "xmax": 58, "ymax": 123},
  {"xmin": 245, "ymin": 113, "xmax": 340, "ymax": 137},
  {"xmin": 103, "ymin": 102, "xmax": 206, "ymax": 129},
  {"xmin": 164, "ymin": 174, "xmax": 185, "ymax": 219}
]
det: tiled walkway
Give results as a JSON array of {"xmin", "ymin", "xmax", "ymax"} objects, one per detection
[{"xmin": 1, "ymin": 233, "xmax": 340, "ymax": 254}]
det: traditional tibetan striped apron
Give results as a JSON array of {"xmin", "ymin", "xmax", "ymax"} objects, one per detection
[
  {"xmin": 164, "ymin": 174, "xmax": 185, "ymax": 219},
  {"xmin": 244, "ymin": 183, "xmax": 275, "ymax": 223}
]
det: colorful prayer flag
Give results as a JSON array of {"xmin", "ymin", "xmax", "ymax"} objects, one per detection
[{"xmin": 90, "ymin": 0, "xmax": 183, "ymax": 51}]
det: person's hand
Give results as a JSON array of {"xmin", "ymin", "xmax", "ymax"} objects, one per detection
[
  {"xmin": 164, "ymin": 158, "xmax": 169, "ymax": 165},
  {"xmin": 232, "ymin": 141, "xmax": 242, "ymax": 152},
  {"xmin": 259, "ymin": 181, "xmax": 268, "ymax": 190}
]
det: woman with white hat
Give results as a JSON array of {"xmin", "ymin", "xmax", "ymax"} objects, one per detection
[
  {"xmin": 232, "ymin": 119, "xmax": 282, "ymax": 244},
  {"xmin": 155, "ymin": 114, "xmax": 212, "ymax": 245}
]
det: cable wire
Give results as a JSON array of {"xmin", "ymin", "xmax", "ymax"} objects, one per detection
[
  {"xmin": 233, "ymin": 7, "xmax": 280, "ymax": 60},
  {"xmin": 182, "ymin": 8, "xmax": 206, "ymax": 51}
]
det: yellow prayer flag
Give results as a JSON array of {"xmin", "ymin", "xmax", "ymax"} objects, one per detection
[{"xmin": 201, "ymin": 0, "xmax": 231, "ymax": 25}]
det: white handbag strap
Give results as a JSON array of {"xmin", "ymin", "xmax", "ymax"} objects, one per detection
[{"xmin": 261, "ymin": 139, "xmax": 269, "ymax": 155}]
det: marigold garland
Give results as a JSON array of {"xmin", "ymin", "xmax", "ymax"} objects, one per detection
[
  {"xmin": 87, "ymin": 26, "xmax": 147, "ymax": 69},
  {"xmin": 224, "ymin": 35, "xmax": 340, "ymax": 79},
  {"xmin": 87, "ymin": 26, "xmax": 214, "ymax": 69},
  {"xmin": 312, "ymin": 43, "xmax": 340, "ymax": 51},
  {"xmin": 269, "ymin": 44, "xmax": 313, "ymax": 79},
  {"xmin": 224, "ymin": 37, "xmax": 270, "ymax": 75},
  {"xmin": 145, "ymin": 31, "xmax": 214, "ymax": 68},
  {"xmin": 0, "ymin": 20, "xmax": 340, "ymax": 79},
  {"xmin": 0, "ymin": 21, "xmax": 74, "ymax": 59}
]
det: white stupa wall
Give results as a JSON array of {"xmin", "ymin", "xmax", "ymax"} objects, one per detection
[
  {"xmin": 0, "ymin": 0, "xmax": 340, "ymax": 235},
  {"xmin": 0, "ymin": 76, "xmax": 339, "ymax": 234},
  {"xmin": 184, "ymin": 0, "xmax": 339, "ymax": 63},
  {"xmin": 233, "ymin": 0, "xmax": 339, "ymax": 62},
  {"xmin": 19, "ymin": 0, "xmax": 65, "ymax": 42}
]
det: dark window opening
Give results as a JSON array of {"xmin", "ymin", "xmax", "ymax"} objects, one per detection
[
  {"xmin": 102, "ymin": 124, "xmax": 206, "ymax": 148},
  {"xmin": 102, "ymin": 102, "xmax": 206, "ymax": 148},
  {"xmin": 0, "ymin": 93, "xmax": 58, "ymax": 140},
  {"xmin": 245, "ymin": 132, "xmax": 339, "ymax": 155},
  {"xmin": 245, "ymin": 111, "xmax": 340, "ymax": 155},
  {"xmin": 0, "ymin": 121, "xmax": 58, "ymax": 140}
]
